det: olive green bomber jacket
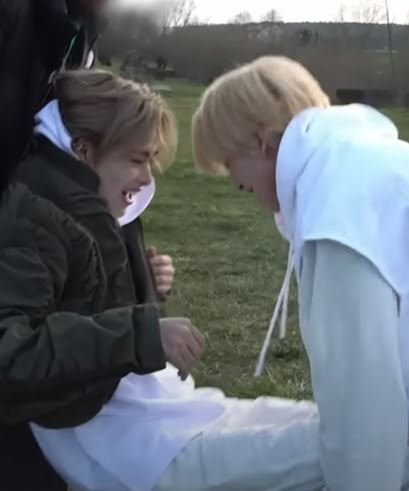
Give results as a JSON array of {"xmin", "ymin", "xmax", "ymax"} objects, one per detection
[{"xmin": 0, "ymin": 181, "xmax": 165, "ymax": 427}]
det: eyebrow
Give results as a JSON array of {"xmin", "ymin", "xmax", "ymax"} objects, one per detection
[
  {"xmin": 141, "ymin": 149, "xmax": 159, "ymax": 157},
  {"xmin": 130, "ymin": 149, "xmax": 159, "ymax": 159}
]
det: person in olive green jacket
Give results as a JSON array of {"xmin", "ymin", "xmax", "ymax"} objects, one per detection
[
  {"xmin": 0, "ymin": 69, "xmax": 203, "ymax": 491},
  {"xmin": 0, "ymin": 68, "xmax": 204, "ymax": 426}
]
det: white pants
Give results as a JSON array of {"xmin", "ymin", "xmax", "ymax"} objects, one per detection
[
  {"xmin": 154, "ymin": 397, "xmax": 324, "ymax": 491},
  {"xmin": 67, "ymin": 395, "xmax": 409, "ymax": 491}
]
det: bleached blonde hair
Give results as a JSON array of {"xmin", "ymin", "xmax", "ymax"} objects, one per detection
[
  {"xmin": 192, "ymin": 56, "xmax": 330, "ymax": 175},
  {"xmin": 56, "ymin": 69, "xmax": 177, "ymax": 170}
]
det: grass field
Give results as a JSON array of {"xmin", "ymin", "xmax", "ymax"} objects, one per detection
[{"xmin": 143, "ymin": 79, "xmax": 409, "ymax": 400}]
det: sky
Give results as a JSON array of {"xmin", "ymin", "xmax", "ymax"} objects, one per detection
[
  {"xmin": 119, "ymin": 0, "xmax": 409, "ymax": 23},
  {"xmin": 194, "ymin": 0, "xmax": 409, "ymax": 23}
]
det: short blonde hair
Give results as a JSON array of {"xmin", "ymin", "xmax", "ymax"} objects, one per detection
[
  {"xmin": 192, "ymin": 56, "xmax": 330, "ymax": 175},
  {"xmin": 56, "ymin": 69, "xmax": 177, "ymax": 170}
]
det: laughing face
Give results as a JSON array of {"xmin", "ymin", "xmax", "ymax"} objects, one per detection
[
  {"xmin": 95, "ymin": 142, "xmax": 158, "ymax": 218},
  {"xmin": 73, "ymin": 134, "xmax": 159, "ymax": 218}
]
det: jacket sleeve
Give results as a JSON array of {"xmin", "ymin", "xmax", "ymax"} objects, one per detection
[
  {"xmin": 0, "ymin": 4, "xmax": 4, "ymax": 55},
  {"xmin": 0, "ymin": 246, "xmax": 166, "ymax": 402},
  {"xmin": 299, "ymin": 240, "xmax": 407, "ymax": 491},
  {"xmin": 0, "ymin": 1, "xmax": 10, "ymax": 55}
]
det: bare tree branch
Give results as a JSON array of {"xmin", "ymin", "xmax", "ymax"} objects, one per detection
[
  {"xmin": 261, "ymin": 8, "xmax": 283, "ymax": 23},
  {"xmin": 159, "ymin": 0, "xmax": 197, "ymax": 32},
  {"xmin": 334, "ymin": 0, "xmax": 388, "ymax": 23},
  {"xmin": 231, "ymin": 11, "xmax": 252, "ymax": 24}
]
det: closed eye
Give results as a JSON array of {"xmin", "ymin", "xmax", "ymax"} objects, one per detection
[{"xmin": 131, "ymin": 150, "xmax": 159, "ymax": 166}]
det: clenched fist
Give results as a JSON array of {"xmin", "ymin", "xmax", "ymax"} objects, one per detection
[
  {"xmin": 147, "ymin": 247, "xmax": 175, "ymax": 296},
  {"xmin": 159, "ymin": 318, "xmax": 205, "ymax": 373}
]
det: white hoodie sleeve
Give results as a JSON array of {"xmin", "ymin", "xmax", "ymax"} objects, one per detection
[{"xmin": 299, "ymin": 240, "xmax": 407, "ymax": 491}]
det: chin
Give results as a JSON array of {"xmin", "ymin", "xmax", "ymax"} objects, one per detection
[
  {"xmin": 259, "ymin": 197, "xmax": 276, "ymax": 212},
  {"xmin": 108, "ymin": 204, "xmax": 124, "ymax": 219}
]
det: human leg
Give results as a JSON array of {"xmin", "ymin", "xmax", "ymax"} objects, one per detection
[{"xmin": 154, "ymin": 397, "xmax": 323, "ymax": 491}]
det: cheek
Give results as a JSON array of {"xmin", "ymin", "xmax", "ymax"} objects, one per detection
[
  {"xmin": 230, "ymin": 161, "xmax": 253, "ymax": 186},
  {"xmin": 96, "ymin": 163, "xmax": 123, "ymax": 191}
]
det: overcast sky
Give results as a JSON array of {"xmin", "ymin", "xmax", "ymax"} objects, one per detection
[{"xmin": 119, "ymin": 0, "xmax": 409, "ymax": 23}]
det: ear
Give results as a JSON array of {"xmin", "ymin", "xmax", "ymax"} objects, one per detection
[
  {"xmin": 72, "ymin": 137, "xmax": 96, "ymax": 167},
  {"xmin": 257, "ymin": 129, "xmax": 282, "ymax": 160},
  {"xmin": 255, "ymin": 130, "xmax": 269, "ymax": 158}
]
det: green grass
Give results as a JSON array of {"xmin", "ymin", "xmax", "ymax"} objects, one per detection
[
  {"xmin": 144, "ymin": 79, "xmax": 409, "ymax": 400},
  {"xmin": 144, "ymin": 79, "xmax": 311, "ymax": 400},
  {"xmin": 384, "ymin": 109, "xmax": 409, "ymax": 142}
]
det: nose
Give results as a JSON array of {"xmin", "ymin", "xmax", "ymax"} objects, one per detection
[
  {"xmin": 239, "ymin": 184, "xmax": 253, "ymax": 193},
  {"xmin": 138, "ymin": 162, "xmax": 152, "ymax": 187}
]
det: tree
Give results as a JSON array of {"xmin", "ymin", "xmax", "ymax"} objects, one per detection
[
  {"xmin": 261, "ymin": 8, "xmax": 282, "ymax": 23},
  {"xmin": 98, "ymin": 0, "xmax": 199, "ymax": 65},
  {"xmin": 156, "ymin": 0, "xmax": 198, "ymax": 33},
  {"xmin": 334, "ymin": 1, "xmax": 387, "ymax": 23},
  {"xmin": 231, "ymin": 11, "xmax": 252, "ymax": 24},
  {"xmin": 332, "ymin": 1, "xmax": 395, "ymax": 50}
]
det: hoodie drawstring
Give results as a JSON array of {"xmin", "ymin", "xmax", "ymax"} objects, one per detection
[{"xmin": 254, "ymin": 244, "xmax": 294, "ymax": 377}]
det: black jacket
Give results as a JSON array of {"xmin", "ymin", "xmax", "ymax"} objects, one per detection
[
  {"xmin": 0, "ymin": 0, "xmax": 102, "ymax": 196},
  {"xmin": 0, "ymin": 176, "xmax": 165, "ymax": 427},
  {"xmin": 20, "ymin": 137, "xmax": 160, "ymax": 310},
  {"xmin": 0, "ymin": 180, "xmax": 166, "ymax": 488},
  {"xmin": 0, "ymin": 3, "xmax": 106, "ymax": 487},
  {"xmin": 0, "ymin": 2, "xmax": 111, "ymax": 488}
]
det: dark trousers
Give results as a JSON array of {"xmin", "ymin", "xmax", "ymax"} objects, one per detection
[{"xmin": 0, "ymin": 423, "xmax": 66, "ymax": 491}]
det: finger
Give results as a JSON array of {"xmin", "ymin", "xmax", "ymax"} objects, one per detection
[
  {"xmin": 155, "ymin": 274, "xmax": 175, "ymax": 287},
  {"xmin": 157, "ymin": 285, "xmax": 173, "ymax": 296},
  {"xmin": 178, "ymin": 369, "xmax": 189, "ymax": 382},
  {"xmin": 152, "ymin": 266, "xmax": 175, "ymax": 278},
  {"xmin": 155, "ymin": 271, "xmax": 175, "ymax": 284},
  {"xmin": 190, "ymin": 325, "xmax": 205, "ymax": 350},
  {"xmin": 147, "ymin": 247, "xmax": 157, "ymax": 259},
  {"xmin": 179, "ymin": 347, "xmax": 196, "ymax": 371},
  {"xmin": 186, "ymin": 335, "xmax": 203, "ymax": 361},
  {"xmin": 173, "ymin": 353, "xmax": 188, "ymax": 372},
  {"xmin": 150, "ymin": 255, "xmax": 173, "ymax": 267}
]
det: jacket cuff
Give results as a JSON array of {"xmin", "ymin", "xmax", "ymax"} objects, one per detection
[{"xmin": 132, "ymin": 305, "xmax": 166, "ymax": 373}]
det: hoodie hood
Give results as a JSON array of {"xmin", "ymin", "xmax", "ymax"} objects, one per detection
[
  {"xmin": 35, "ymin": 100, "xmax": 77, "ymax": 158},
  {"xmin": 276, "ymin": 103, "xmax": 398, "ymax": 245}
]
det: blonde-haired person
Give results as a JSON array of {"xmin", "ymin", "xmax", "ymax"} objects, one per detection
[
  {"xmin": 21, "ymin": 71, "xmax": 326, "ymax": 491},
  {"xmin": 193, "ymin": 55, "xmax": 409, "ymax": 491}
]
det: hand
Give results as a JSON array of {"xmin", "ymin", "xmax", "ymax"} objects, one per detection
[
  {"xmin": 147, "ymin": 247, "xmax": 175, "ymax": 296},
  {"xmin": 159, "ymin": 318, "xmax": 205, "ymax": 373}
]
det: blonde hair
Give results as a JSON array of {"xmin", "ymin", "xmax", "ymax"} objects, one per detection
[
  {"xmin": 55, "ymin": 69, "xmax": 177, "ymax": 170},
  {"xmin": 192, "ymin": 56, "xmax": 330, "ymax": 175}
]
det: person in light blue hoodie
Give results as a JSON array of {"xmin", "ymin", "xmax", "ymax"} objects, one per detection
[{"xmin": 192, "ymin": 55, "xmax": 409, "ymax": 491}]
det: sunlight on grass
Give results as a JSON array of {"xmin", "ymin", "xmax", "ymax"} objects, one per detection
[{"xmin": 145, "ymin": 79, "xmax": 310, "ymax": 398}]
